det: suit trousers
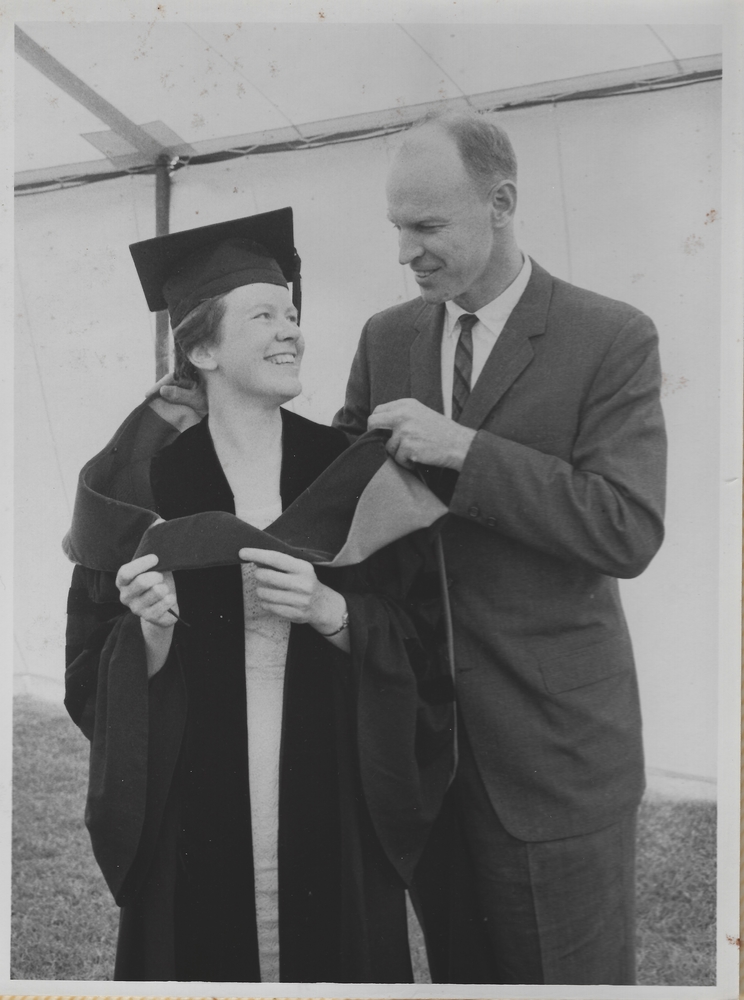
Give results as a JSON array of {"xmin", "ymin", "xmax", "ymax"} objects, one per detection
[{"xmin": 456, "ymin": 725, "xmax": 638, "ymax": 985}]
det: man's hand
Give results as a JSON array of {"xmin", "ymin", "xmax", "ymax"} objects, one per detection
[
  {"xmin": 367, "ymin": 398, "xmax": 476, "ymax": 470},
  {"xmin": 145, "ymin": 373, "xmax": 208, "ymax": 415},
  {"xmin": 145, "ymin": 373, "xmax": 208, "ymax": 432}
]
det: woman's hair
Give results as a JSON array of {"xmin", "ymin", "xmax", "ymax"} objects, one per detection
[{"xmin": 172, "ymin": 294, "xmax": 228, "ymax": 385}]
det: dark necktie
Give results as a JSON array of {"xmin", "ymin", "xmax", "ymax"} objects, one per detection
[{"xmin": 451, "ymin": 313, "xmax": 477, "ymax": 422}]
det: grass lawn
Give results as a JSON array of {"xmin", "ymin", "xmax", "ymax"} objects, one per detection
[
  {"xmin": 12, "ymin": 697, "xmax": 119, "ymax": 980},
  {"xmin": 12, "ymin": 695, "xmax": 716, "ymax": 984},
  {"xmin": 635, "ymin": 794, "xmax": 717, "ymax": 985}
]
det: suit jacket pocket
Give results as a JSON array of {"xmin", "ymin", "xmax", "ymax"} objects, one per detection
[{"xmin": 538, "ymin": 634, "xmax": 633, "ymax": 694}]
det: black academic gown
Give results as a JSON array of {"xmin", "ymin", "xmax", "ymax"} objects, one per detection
[{"xmin": 65, "ymin": 408, "xmax": 461, "ymax": 983}]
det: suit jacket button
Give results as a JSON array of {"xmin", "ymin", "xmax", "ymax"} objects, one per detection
[
  {"xmin": 468, "ymin": 505, "xmax": 480, "ymax": 518},
  {"xmin": 486, "ymin": 516, "xmax": 497, "ymax": 528}
]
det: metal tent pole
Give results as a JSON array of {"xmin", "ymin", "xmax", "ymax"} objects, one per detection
[{"xmin": 154, "ymin": 156, "xmax": 172, "ymax": 379}]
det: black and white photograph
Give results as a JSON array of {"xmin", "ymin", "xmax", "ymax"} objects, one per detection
[{"xmin": 2, "ymin": 0, "xmax": 741, "ymax": 997}]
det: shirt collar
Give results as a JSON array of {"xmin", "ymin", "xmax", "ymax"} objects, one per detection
[{"xmin": 444, "ymin": 254, "xmax": 532, "ymax": 337}]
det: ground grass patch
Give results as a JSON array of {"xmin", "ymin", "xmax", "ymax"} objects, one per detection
[{"xmin": 12, "ymin": 696, "xmax": 716, "ymax": 984}]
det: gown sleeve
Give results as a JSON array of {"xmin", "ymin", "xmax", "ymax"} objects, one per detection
[
  {"xmin": 64, "ymin": 562, "xmax": 187, "ymax": 904},
  {"xmin": 320, "ymin": 523, "xmax": 456, "ymax": 886},
  {"xmin": 65, "ymin": 564, "xmax": 126, "ymax": 739}
]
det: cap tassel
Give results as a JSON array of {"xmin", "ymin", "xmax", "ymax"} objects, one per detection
[{"xmin": 291, "ymin": 250, "xmax": 302, "ymax": 323}]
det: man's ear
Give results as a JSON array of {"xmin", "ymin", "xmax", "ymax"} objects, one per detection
[
  {"xmin": 188, "ymin": 342, "xmax": 218, "ymax": 372},
  {"xmin": 489, "ymin": 178, "xmax": 517, "ymax": 229}
]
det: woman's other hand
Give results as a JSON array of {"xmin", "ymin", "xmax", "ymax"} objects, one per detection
[
  {"xmin": 116, "ymin": 553, "xmax": 179, "ymax": 627},
  {"xmin": 239, "ymin": 548, "xmax": 350, "ymax": 651},
  {"xmin": 116, "ymin": 553, "xmax": 179, "ymax": 677}
]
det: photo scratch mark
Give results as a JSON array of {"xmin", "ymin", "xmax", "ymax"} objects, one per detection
[
  {"xmin": 661, "ymin": 374, "xmax": 689, "ymax": 398},
  {"xmin": 681, "ymin": 234, "xmax": 704, "ymax": 255},
  {"xmin": 134, "ymin": 18, "xmax": 159, "ymax": 60}
]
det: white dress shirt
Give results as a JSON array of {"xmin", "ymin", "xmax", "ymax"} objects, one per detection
[{"xmin": 441, "ymin": 255, "xmax": 532, "ymax": 419}]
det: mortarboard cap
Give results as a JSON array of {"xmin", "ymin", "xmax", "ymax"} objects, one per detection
[{"xmin": 129, "ymin": 207, "xmax": 301, "ymax": 328}]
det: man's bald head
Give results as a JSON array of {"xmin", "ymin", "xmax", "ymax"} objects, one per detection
[{"xmin": 402, "ymin": 109, "xmax": 517, "ymax": 197}]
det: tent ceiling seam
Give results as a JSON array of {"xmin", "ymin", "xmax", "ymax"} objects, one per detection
[
  {"xmin": 14, "ymin": 635, "xmax": 30, "ymax": 674},
  {"xmin": 645, "ymin": 25, "xmax": 685, "ymax": 75},
  {"xmin": 185, "ymin": 23, "xmax": 305, "ymax": 142},
  {"xmin": 15, "ymin": 60, "xmax": 721, "ymax": 195},
  {"xmin": 395, "ymin": 24, "xmax": 473, "ymax": 106}
]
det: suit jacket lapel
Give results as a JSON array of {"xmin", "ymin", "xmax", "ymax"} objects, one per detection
[
  {"xmin": 409, "ymin": 302, "xmax": 446, "ymax": 413},
  {"xmin": 459, "ymin": 259, "xmax": 553, "ymax": 430}
]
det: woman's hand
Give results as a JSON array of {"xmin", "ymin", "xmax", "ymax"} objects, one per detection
[
  {"xmin": 116, "ymin": 553, "xmax": 179, "ymax": 678},
  {"xmin": 239, "ymin": 548, "xmax": 349, "ymax": 650},
  {"xmin": 116, "ymin": 553, "xmax": 179, "ymax": 627}
]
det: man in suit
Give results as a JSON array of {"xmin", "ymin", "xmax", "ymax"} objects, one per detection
[{"xmin": 332, "ymin": 109, "xmax": 667, "ymax": 985}]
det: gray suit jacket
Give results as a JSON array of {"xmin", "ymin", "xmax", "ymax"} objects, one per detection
[{"xmin": 334, "ymin": 260, "xmax": 667, "ymax": 842}]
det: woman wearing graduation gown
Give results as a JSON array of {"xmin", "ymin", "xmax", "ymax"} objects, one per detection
[{"xmin": 63, "ymin": 210, "xmax": 472, "ymax": 984}]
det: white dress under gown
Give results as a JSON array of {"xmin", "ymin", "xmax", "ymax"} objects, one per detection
[{"xmin": 235, "ymin": 494, "xmax": 289, "ymax": 983}]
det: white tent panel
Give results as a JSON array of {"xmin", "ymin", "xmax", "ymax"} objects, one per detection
[
  {"xmin": 15, "ymin": 175, "xmax": 159, "ymax": 702},
  {"xmin": 21, "ymin": 21, "xmax": 297, "ymax": 145},
  {"xmin": 649, "ymin": 23, "xmax": 723, "ymax": 59},
  {"xmin": 14, "ymin": 55, "xmax": 110, "ymax": 171},
  {"xmin": 189, "ymin": 23, "xmax": 469, "ymax": 122},
  {"xmin": 550, "ymin": 83, "xmax": 721, "ymax": 785},
  {"xmin": 15, "ymin": 22, "xmax": 721, "ymax": 176},
  {"xmin": 16, "ymin": 175, "xmax": 160, "ymax": 486},
  {"xmin": 406, "ymin": 23, "xmax": 714, "ymax": 92}
]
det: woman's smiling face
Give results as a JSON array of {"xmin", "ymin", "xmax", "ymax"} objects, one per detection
[{"xmin": 195, "ymin": 282, "xmax": 304, "ymax": 405}]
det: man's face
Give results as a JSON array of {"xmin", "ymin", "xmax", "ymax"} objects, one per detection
[{"xmin": 386, "ymin": 127, "xmax": 502, "ymax": 313}]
